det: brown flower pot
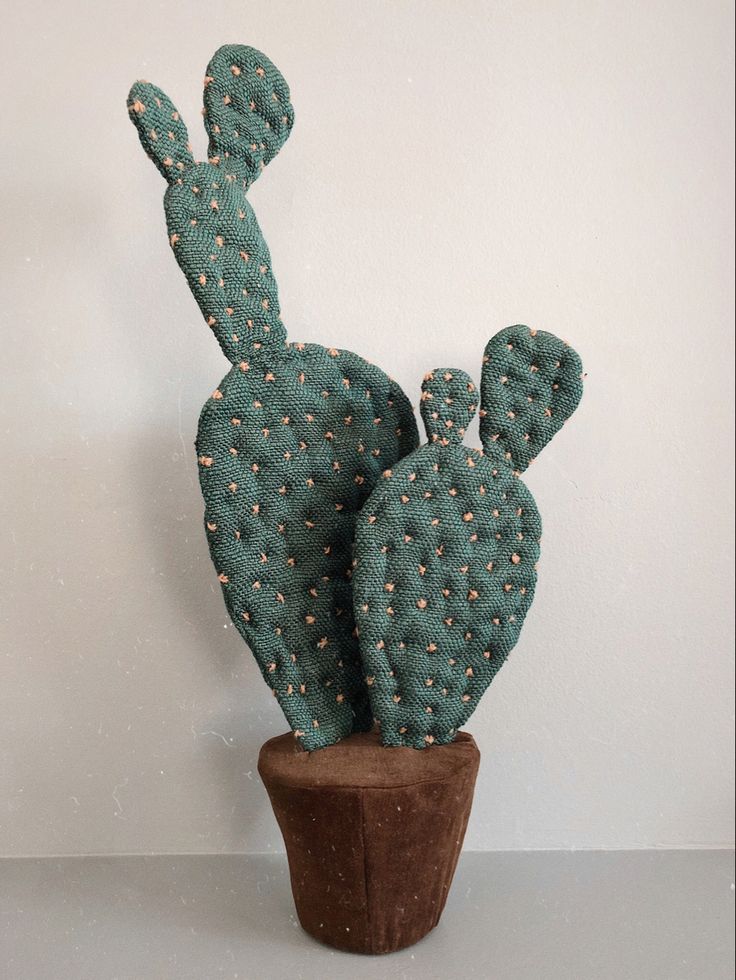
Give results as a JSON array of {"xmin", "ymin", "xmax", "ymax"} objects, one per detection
[{"xmin": 258, "ymin": 729, "xmax": 480, "ymax": 955}]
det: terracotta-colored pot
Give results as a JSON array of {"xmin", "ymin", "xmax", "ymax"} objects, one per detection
[{"xmin": 258, "ymin": 729, "xmax": 480, "ymax": 955}]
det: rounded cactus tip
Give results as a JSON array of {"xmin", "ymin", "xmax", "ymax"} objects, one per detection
[
  {"xmin": 420, "ymin": 368, "xmax": 477, "ymax": 444},
  {"xmin": 126, "ymin": 80, "xmax": 194, "ymax": 182}
]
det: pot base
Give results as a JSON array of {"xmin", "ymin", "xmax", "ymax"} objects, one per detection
[{"xmin": 258, "ymin": 729, "xmax": 480, "ymax": 955}]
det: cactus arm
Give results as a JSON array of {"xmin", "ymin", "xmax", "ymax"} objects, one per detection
[
  {"xmin": 127, "ymin": 82, "xmax": 194, "ymax": 182},
  {"xmin": 127, "ymin": 47, "xmax": 294, "ymax": 362},
  {"xmin": 203, "ymin": 44, "xmax": 295, "ymax": 187},
  {"xmin": 163, "ymin": 164, "xmax": 287, "ymax": 362},
  {"xmin": 479, "ymin": 325, "xmax": 584, "ymax": 473},
  {"xmin": 419, "ymin": 368, "xmax": 479, "ymax": 446}
]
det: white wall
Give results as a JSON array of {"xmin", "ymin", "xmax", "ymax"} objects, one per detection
[{"xmin": 1, "ymin": 0, "xmax": 733, "ymax": 856}]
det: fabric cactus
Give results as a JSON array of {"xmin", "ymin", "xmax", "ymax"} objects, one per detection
[
  {"xmin": 352, "ymin": 326, "xmax": 583, "ymax": 748},
  {"xmin": 127, "ymin": 44, "xmax": 419, "ymax": 750}
]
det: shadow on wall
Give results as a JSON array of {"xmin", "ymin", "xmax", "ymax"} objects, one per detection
[
  {"xmin": 1, "ymin": 429, "xmax": 282, "ymax": 854},
  {"xmin": 106, "ymin": 169, "xmax": 282, "ymax": 852},
  {"xmin": 127, "ymin": 428, "xmax": 281, "ymax": 851}
]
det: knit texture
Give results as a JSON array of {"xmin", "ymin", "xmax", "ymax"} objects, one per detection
[
  {"xmin": 352, "ymin": 327, "xmax": 583, "ymax": 747},
  {"xmin": 127, "ymin": 45, "xmax": 419, "ymax": 750},
  {"xmin": 479, "ymin": 325, "xmax": 584, "ymax": 472}
]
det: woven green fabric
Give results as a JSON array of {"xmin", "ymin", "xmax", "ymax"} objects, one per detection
[
  {"xmin": 352, "ymin": 327, "xmax": 583, "ymax": 748},
  {"xmin": 127, "ymin": 45, "xmax": 419, "ymax": 750},
  {"xmin": 480, "ymin": 325, "xmax": 584, "ymax": 473}
]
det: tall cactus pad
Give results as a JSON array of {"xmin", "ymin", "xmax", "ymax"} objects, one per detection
[
  {"xmin": 197, "ymin": 349, "xmax": 417, "ymax": 751},
  {"xmin": 127, "ymin": 46, "xmax": 419, "ymax": 750},
  {"xmin": 353, "ymin": 329, "xmax": 583, "ymax": 748}
]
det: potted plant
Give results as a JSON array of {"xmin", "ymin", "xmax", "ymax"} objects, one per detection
[{"xmin": 127, "ymin": 44, "xmax": 583, "ymax": 955}]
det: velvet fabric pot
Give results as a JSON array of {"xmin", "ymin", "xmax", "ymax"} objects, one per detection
[{"xmin": 258, "ymin": 729, "xmax": 480, "ymax": 954}]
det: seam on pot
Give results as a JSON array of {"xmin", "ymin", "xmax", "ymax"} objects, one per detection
[
  {"xmin": 264, "ymin": 759, "xmax": 479, "ymax": 793},
  {"xmin": 359, "ymin": 787, "xmax": 373, "ymax": 952}
]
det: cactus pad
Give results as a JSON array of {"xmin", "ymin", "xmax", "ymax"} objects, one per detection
[
  {"xmin": 480, "ymin": 324, "xmax": 584, "ymax": 473},
  {"xmin": 353, "ymin": 327, "xmax": 583, "ymax": 747},
  {"xmin": 127, "ymin": 45, "xmax": 419, "ymax": 750}
]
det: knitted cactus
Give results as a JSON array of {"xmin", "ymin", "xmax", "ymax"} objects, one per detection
[
  {"xmin": 127, "ymin": 45, "xmax": 419, "ymax": 750},
  {"xmin": 352, "ymin": 326, "xmax": 583, "ymax": 748}
]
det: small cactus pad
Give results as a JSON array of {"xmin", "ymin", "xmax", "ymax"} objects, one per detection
[
  {"xmin": 128, "ymin": 46, "xmax": 419, "ymax": 750},
  {"xmin": 203, "ymin": 45, "xmax": 295, "ymax": 187},
  {"xmin": 480, "ymin": 325, "xmax": 584, "ymax": 472},
  {"xmin": 353, "ymin": 333, "xmax": 583, "ymax": 748},
  {"xmin": 127, "ymin": 81, "xmax": 194, "ymax": 181}
]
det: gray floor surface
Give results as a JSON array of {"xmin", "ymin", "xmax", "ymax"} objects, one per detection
[{"xmin": 1, "ymin": 850, "xmax": 733, "ymax": 980}]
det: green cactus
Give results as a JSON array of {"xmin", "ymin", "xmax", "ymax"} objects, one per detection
[
  {"xmin": 352, "ymin": 326, "xmax": 583, "ymax": 748},
  {"xmin": 127, "ymin": 44, "xmax": 419, "ymax": 751}
]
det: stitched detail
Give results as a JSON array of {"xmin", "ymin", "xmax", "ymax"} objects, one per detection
[{"xmin": 359, "ymin": 788, "xmax": 372, "ymax": 951}]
